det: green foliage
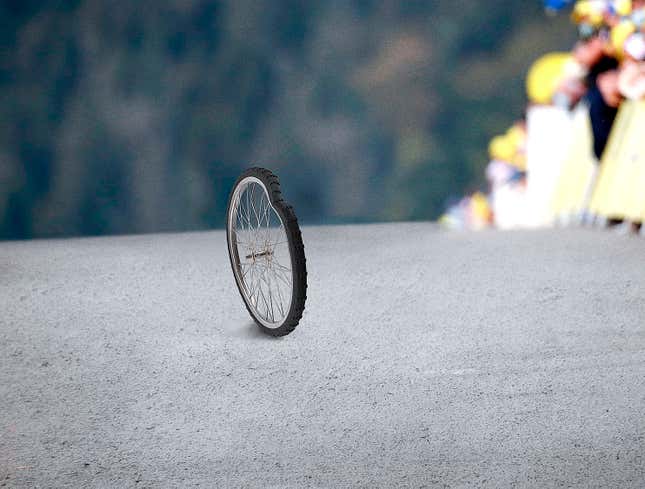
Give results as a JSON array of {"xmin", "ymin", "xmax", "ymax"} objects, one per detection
[{"xmin": 0, "ymin": 1, "xmax": 575, "ymax": 238}]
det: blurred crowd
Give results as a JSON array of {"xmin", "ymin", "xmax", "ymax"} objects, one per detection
[{"xmin": 441, "ymin": 0, "xmax": 645, "ymax": 232}]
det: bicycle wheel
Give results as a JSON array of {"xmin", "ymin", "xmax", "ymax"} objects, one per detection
[{"xmin": 226, "ymin": 167, "xmax": 307, "ymax": 336}]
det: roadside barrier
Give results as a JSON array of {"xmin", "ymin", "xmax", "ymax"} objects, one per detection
[
  {"xmin": 446, "ymin": 99, "xmax": 642, "ymax": 231},
  {"xmin": 549, "ymin": 103, "xmax": 598, "ymax": 224},
  {"xmin": 589, "ymin": 100, "xmax": 645, "ymax": 222},
  {"xmin": 525, "ymin": 105, "xmax": 574, "ymax": 227}
]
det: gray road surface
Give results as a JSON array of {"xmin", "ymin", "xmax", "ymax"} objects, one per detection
[{"xmin": 2, "ymin": 223, "xmax": 645, "ymax": 488}]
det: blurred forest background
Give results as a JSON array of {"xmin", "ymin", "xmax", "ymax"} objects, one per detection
[{"xmin": 1, "ymin": 0, "xmax": 575, "ymax": 239}]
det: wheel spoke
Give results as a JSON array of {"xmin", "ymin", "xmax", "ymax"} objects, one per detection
[
  {"xmin": 228, "ymin": 178, "xmax": 293, "ymax": 327},
  {"xmin": 272, "ymin": 266, "xmax": 292, "ymax": 288},
  {"xmin": 272, "ymin": 261, "xmax": 292, "ymax": 273}
]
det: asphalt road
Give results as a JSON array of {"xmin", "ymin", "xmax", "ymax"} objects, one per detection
[{"xmin": 2, "ymin": 223, "xmax": 645, "ymax": 488}]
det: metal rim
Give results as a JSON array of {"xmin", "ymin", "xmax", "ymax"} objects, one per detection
[{"xmin": 227, "ymin": 176, "xmax": 293, "ymax": 329}]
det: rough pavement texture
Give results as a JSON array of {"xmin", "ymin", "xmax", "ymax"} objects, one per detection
[{"xmin": 1, "ymin": 223, "xmax": 645, "ymax": 488}]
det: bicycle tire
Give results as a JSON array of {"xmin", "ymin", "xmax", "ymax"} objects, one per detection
[{"xmin": 226, "ymin": 167, "xmax": 307, "ymax": 336}]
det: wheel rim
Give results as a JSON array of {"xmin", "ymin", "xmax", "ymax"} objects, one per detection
[{"xmin": 228, "ymin": 177, "xmax": 293, "ymax": 328}]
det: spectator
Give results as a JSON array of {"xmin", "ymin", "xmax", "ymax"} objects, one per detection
[{"xmin": 571, "ymin": 0, "xmax": 622, "ymax": 158}]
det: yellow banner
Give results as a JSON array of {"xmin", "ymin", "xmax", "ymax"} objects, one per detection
[
  {"xmin": 588, "ymin": 100, "xmax": 645, "ymax": 220},
  {"xmin": 550, "ymin": 105, "xmax": 598, "ymax": 219}
]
